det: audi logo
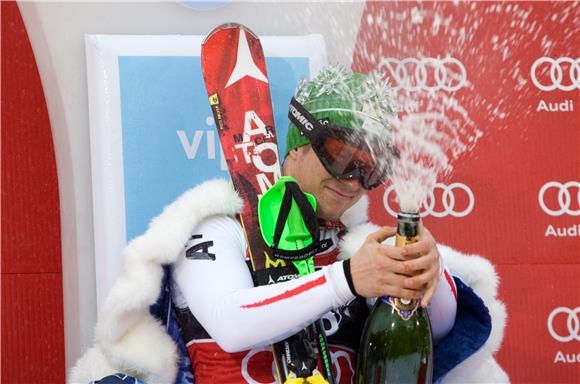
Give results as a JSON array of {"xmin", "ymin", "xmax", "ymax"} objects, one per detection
[
  {"xmin": 383, "ymin": 182, "xmax": 474, "ymax": 218},
  {"xmin": 377, "ymin": 57, "xmax": 467, "ymax": 92},
  {"xmin": 530, "ymin": 57, "xmax": 580, "ymax": 91},
  {"xmin": 547, "ymin": 307, "xmax": 580, "ymax": 343},
  {"xmin": 538, "ymin": 181, "xmax": 580, "ymax": 216}
]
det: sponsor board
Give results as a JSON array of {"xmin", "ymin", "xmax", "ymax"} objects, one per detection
[
  {"xmin": 538, "ymin": 181, "xmax": 580, "ymax": 238},
  {"xmin": 531, "ymin": 58, "xmax": 578, "ymax": 118},
  {"xmin": 548, "ymin": 306, "xmax": 580, "ymax": 365}
]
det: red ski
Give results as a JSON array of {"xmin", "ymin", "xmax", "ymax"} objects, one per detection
[{"xmin": 201, "ymin": 22, "xmax": 282, "ymax": 274}]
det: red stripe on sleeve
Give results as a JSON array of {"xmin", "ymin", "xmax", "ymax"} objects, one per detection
[
  {"xmin": 444, "ymin": 269, "xmax": 458, "ymax": 301},
  {"xmin": 241, "ymin": 275, "xmax": 327, "ymax": 309}
]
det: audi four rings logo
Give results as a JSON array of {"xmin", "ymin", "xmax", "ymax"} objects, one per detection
[
  {"xmin": 377, "ymin": 57, "xmax": 467, "ymax": 92},
  {"xmin": 530, "ymin": 57, "xmax": 580, "ymax": 91},
  {"xmin": 383, "ymin": 183, "xmax": 474, "ymax": 218},
  {"xmin": 547, "ymin": 307, "xmax": 580, "ymax": 343},
  {"xmin": 538, "ymin": 181, "xmax": 580, "ymax": 216}
]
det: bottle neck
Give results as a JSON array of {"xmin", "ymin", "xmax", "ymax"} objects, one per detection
[
  {"xmin": 396, "ymin": 210, "xmax": 419, "ymax": 238},
  {"xmin": 395, "ymin": 211, "xmax": 419, "ymax": 247},
  {"xmin": 385, "ymin": 211, "xmax": 421, "ymax": 303}
]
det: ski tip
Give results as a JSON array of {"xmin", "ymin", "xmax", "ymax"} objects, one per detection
[
  {"xmin": 202, "ymin": 22, "xmax": 258, "ymax": 45},
  {"xmin": 240, "ymin": 24, "xmax": 259, "ymax": 39}
]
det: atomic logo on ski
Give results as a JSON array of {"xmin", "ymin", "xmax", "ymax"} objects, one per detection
[{"xmin": 225, "ymin": 28, "xmax": 268, "ymax": 88}]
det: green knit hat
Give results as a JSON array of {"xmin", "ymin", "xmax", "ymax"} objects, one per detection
[{"xmin": 285, "ymin": 64, "xmax": 397, "ymax": 157}]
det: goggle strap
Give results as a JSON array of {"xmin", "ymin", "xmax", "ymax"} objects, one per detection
[{"xmin": 288, "ymin": 97, "xmax": 323, "ymax": 139}]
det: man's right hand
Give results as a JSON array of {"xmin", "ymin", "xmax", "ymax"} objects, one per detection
[{"xmin": 348, "ymin": 226, "xmax": 421, "ymax": 300}]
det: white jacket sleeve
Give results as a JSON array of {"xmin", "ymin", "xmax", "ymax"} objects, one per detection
[
  {"xmin": 426, "ymin": 262, "xmax": 458, "ymax": 345},
  {"xmin": 172, "ymin": 215, "xmax": 355, "ymax": 353}
]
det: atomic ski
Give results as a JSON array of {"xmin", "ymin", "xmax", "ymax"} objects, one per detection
[
  {"xmin": 200, "ymin": 23, "xmax": 334, "ymax": 384},
  {"xmin": 200, "ymin": 22, "xmax": 284, "ymax": 281}
]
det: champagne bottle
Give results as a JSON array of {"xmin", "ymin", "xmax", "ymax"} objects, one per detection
[{"xmin": 356, "ymin": 211, "xmax": 433, "ymax": 384}]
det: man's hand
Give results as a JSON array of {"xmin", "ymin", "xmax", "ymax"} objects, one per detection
[{"xmin": 348, "ymin": 224, "xmax": 441, "ymax": 307}]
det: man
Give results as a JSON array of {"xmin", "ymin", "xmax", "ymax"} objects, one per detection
[
  {"xmin": 169, "ymin": 66, "xmax": 457, "ymax": 383},
  {"xmin": 70, "ymin": 66, "xmax": 507, "ymax": 384}
]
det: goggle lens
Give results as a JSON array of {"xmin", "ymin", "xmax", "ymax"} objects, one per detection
[{"xmin": 314, "ymin": 132, "xmax": 388, "ymax": 189}]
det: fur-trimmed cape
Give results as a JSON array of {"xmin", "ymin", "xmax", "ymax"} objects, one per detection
[{"xmin": 70, "ymin": 179, "xmax": 509, "ymax": 383}]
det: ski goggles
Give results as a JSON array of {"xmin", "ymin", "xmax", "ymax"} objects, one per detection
[{"xmin": 288, "ymin": 97, "xmax": 397, "ymax": 190}]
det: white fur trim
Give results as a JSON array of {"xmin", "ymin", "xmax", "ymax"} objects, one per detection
[
  {"xmin": 337, "ymin": 222, "xmax": 379, "ymax": 261},
  {"xmin": 70, "ymin": 179, "xmax": 243, "ymax": 383},
  {"xmin": 340, "ymin": 194, "xmax": 369, "ymax": 228},
  {"xmin": 440, "ymin": 245, "xmax": 499, "ymax": 301},
  {"xmin": 69, "ymin": 347, "xmax": 115, "ymax": 384},
  {"xmin": 438, "ymin": 245, "xmax": 507, "ymax": 358},
  {"xmin": 106, "ymin": 316, "xmax": 179, "ymax": 383}
]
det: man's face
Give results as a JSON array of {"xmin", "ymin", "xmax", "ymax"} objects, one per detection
[{"xmin": 286, "ymin": 145, "xmax": 365, "ymax": 220}]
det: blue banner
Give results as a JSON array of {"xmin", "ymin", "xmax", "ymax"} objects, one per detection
[{"xmin": 118, "ymin": 56, "xmax": 310, "ymax": 241}]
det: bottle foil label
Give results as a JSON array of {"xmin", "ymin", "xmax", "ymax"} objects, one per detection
[{"xmin": 382, "ymin": 296, "xmax": 420, "ymax": 320}]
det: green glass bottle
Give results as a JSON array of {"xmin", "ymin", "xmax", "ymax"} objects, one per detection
[{"xmin": 356, "ymin": 211, "xmax": 433, "ymax": 384}]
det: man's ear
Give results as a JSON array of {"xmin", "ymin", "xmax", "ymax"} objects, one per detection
[
  {"xmin": 282, "ymin": 147, "xmax": 300, "ymax": 174},
  {"xmin": 288, "ymin": 144, "xmax": 311, "ymax": 159},
  {"xmin": 287, "ymin": 147, "xmax": 300, "ymax": 160}
]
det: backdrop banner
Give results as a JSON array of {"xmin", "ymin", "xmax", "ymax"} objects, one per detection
[
  {"xmin": 85, "ymin": 34, "xmax": 328, "ymax": 312},
  {"xmin": 353, "ymin": 2, "xmax": 579, "ymax": 383}
]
